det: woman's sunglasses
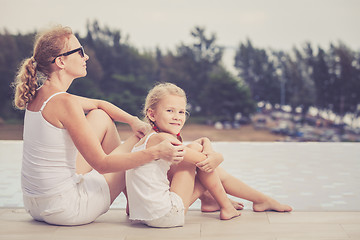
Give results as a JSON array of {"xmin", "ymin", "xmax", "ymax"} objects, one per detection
[{"xmin": 51, "ymin": 46, "xmax": 85, "ymax": 63}]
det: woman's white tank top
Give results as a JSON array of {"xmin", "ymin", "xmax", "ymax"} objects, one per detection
[{"xmin": 21, "ymin": 92, "xmax": 79, "ymax": 197}]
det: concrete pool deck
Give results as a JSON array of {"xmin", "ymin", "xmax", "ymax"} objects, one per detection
[{"xmin": 1, "ymin": 208, "xmax": 360, "ymax": 239}]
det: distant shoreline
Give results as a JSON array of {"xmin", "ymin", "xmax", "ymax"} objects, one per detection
[{"xmin": 0, "ymin": 123, "xmax": 284, "ymax": 142}]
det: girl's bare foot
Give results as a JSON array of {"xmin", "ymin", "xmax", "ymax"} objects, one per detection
[
  {"xmin": 220, "ymin": 207, "xmax": 241, "ymax": 220},
  {"xmin": 253, "ymin": 197, "xmax": 292, "ymax": 212},
  {"xmin": 200, "ymin": 192, "xmax": 244, "ymax": 212}
]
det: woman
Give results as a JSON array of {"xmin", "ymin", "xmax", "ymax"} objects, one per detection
[{"xmin": 12, "ymin": 25, "xmax": 184, "ymax": 226}]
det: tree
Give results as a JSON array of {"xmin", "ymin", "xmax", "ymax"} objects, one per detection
[
  {"xmin": 325, "ymin": 43, "xmax": 359, "ymax": 116},
  {"xmin": 234, "ymin": 40, "xmax": 280, "ymax": 104},
  {"xmin": 313, "ymin": 47, "xmax": 331, "ymax": 110},
  {"xmin": 72, "ymin": 20, "xmax": 158, "ymax": 116},
  {"xmin": 157, "ymin": 27, "xmax": 255, "ymax": 121},
  {"xmin": 335, "ymin": 43, "xmax": 358, "ymax": 115},
  {"xmin": 199, "ymin": 67, "xmax": 255, "ymax": 121},
  {"xmin": 285, "ymin": 47, "xmax": 315, "ymax": 114},
  {"xmin": 0, "ymin": 31, "xmax": 34, "ymax": 120},
  {"xmin": 172, "ymin": 26, "xmax": 224, "ymax": 107}
]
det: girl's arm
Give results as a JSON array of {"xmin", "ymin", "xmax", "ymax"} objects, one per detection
[
  {"xmin": 194, "ymin": 137, "xmax": 214, "ymax": 154},
  {"xmin": 73, "ymin": 95, "xmax": 150, "ymax": 138},
  {"xmin": 194, "ymin": 137, "xmax": 224, "ymax": 172},
  {"xmin": 58, "ymin": 95, "xmax": 184, "ymax": 174}
]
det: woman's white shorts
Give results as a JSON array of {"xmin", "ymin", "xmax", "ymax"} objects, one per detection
[
  {"xmin": 23, "ymin": 170, "xmax": 111, "ymax": 226},
  {"xmin": 144, "ymin": 191, "xmax": 185, "ymax": 228}
]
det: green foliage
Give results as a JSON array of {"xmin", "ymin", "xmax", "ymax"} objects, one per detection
[
  {"xmin": 155, "ymin": 26, "xmax": 254, "ymax": 120},
  {"xmin": 106, "ymin": 74, "xmax": 151, "ymax": 116},
  {"xmin": 2, "ymin": 20, "xmax": 360, "ymax": 125},
  {"xmin": 0, "ymin": 31, "xmax": 35, "ymax": 120},
  {"xmin": 199, "ymin": 67, "xmax": 255, "ymax": 120},
  {"xmin": 235, "ymin": 40, "xmax": 281, "ymax": 104},
  {"xmin": 234, "ymin": 39, "xmax": 360, "ymax": 117}
]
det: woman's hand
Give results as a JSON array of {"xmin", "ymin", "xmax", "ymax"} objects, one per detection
[
  {"xmin": 157, "ymin": 139, "xmax": 185, "ymax": 164},
  {"xmin": 129, "ymin": 117, "xmax": 151, "ymax": 139},
  {"xmin": 196, "ymin": 151, "xmax": 223, "ymax": 172}
]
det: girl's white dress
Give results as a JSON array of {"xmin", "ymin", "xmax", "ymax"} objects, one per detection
[
  {"xmin": 126, "ymin": 132, "xmax": 174, "ymax": 221},
  {"xmin": 126, "ymin": 132, "xmax": 185, "ymax": 228}
]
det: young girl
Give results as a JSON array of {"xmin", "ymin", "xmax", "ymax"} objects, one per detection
[
  {"xmin": 126, "ymin": 83, "xmax": 292, "ymax": 228},
  {"xmin": 126, "ymin": 83, "xmax": 242, "ymax": 228}
]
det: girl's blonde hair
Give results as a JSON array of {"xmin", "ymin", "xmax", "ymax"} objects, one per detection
[
  {"xmin": 143, "ymin": 82, "xmax": 187, "ymax": 124},
  {"xmin": 12, "ymin": 25, "xmax": 73, "ymax": 109}
]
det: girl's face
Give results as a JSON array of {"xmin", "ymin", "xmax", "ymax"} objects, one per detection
[
  {"xmin": 148, "ymin": 94, "xmax": 187, "ymax": 135},
  {"xmin": 61, "ymin": 35, "xmax": 89, "ymax": 78}
]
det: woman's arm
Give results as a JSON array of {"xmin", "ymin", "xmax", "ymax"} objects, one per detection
[
  {"xmin": 147, "ymin": 133, "xmax": 215, "ymax": 166},
  {"xmin": 73, "ymin": 95, "xmax": 150, "ymax": 138},
  {"xmin": 58, "ymin": 95, "xmax": 183, "ymax": 174}
]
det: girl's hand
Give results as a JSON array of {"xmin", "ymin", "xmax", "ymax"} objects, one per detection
[
  {"xmin": 130, "ymin": 117, "xmax": 151, "ymax": 139},
  {"xmin": 196, "ymin": 151, "xmax": 223, "ymax": 172},
  {"xmin": 157, "ymin": 139, "xmax": 185, "ymax": 164}
]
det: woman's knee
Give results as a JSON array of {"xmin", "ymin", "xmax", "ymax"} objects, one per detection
[
  {"xmin": 86, "ymin": 109, "xmax": 110, "ymax": 121},
  {"xmin": 86, "ymin": 109, "xmax": 113, "ymax": 127}
]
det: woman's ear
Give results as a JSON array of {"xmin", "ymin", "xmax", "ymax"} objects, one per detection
[
  {"xmin": 54, "ymin": 57, "xmax": 66, "ymax": 69},
  {"xmin": 147, "ymin": 108, "xmax": 156, "ymax": 122}
]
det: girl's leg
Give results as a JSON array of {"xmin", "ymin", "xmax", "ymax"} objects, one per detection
[
  {"xmin": 169, "ymin": 161, "xmax": 196, "ymax": 212},
  {"xmin": 185, "ymin": 142, "xmax": 240, "ymax": 220},
  {"xmin": 196, "ymin": 170, "xmax": 241, "ymax": 220},
  {"xmin": 75, "ymin": 109, "xmax": 139, "ymax": 204},
  {"xmin": 169, "ymin": 165, "xmax": 241, "ymax": 220},
  {"xmin": 215, "ymin": 167, "xmax": 292, "ymax": 212}
]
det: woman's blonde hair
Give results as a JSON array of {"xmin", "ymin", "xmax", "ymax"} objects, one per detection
[
  {"xmin": 143, "ymin": 82, "xmax": 187, "ymax": 124},
  {"xmin": 12, "ymin": 25, "xmax": 73, "ymax": 109}
]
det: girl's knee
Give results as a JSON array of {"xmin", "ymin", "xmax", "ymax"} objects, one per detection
[
  {"xmin": 186, "ymin": 142, "xmax": 202, "ymax": 152},
  {"xmin": 176, "ymin": 161, "xmax": 197, "ymax": 175}
]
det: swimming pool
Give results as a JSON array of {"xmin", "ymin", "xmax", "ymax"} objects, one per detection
[{"xmin": 1, "ymin": 141, "xmax": 359, "ymax": 211}]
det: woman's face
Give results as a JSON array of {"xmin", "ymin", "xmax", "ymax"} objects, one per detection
[
  {"xmin": 61, "ymin": 35, "xmax": 89, "ymax": 78},
  {"xmin": 148, "ymin": 94, "xmax": 187, "ymax": 135}
]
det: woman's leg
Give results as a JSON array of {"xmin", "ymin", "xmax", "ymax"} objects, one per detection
[
  {"xmin": 76, "ymin": 109, "xmax": 122, "ymax": 174},
  {"xmin": 198, "ymin": 190, "xmax": 244, "ymax": 213},
  {"xmin": 103, "ymin": 136, "xmax": 139, "ymax": 204},
  {"xmin": 75, "ymin": 109, "xmax": 139, "ymax": 204},
  {"xmin": 215, "ymin": 167, "xmax": 292, "ymax": 212}
]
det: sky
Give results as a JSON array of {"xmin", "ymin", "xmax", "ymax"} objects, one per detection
[{"xmin": 1, "ymin": 0, "xmax": 359, "ymax": 73}]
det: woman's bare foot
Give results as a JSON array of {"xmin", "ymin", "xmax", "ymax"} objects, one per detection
[
  {"xmin": 200, "ymin": 192, "xmax": 244, "ymax": 212},
  {"xmin": 220, "ymin": 207, "xmax": 241, "ymax": 220},
  {"xmin": 253, "ymin": 197, "xmax": 292, "ymax": 212},
  {"xmin": 230, "ymin": 199, "xmax": 244, "ymax": 211}
]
